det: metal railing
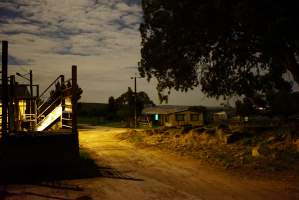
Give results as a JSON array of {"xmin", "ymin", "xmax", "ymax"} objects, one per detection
[
  {"xmin": 35, "ymin": 76, "xmax": 73, "ymax": 130},
  {"xmin": 39, "ymin": 75, "xmax": 63, "ymax": 100},
  {"xmin": 36, "ymin": 75, "xmax": 65, "ymax": 126},
  {"xmin": 36, "ymin": 97, "xmax": 61, "ymax": 123},
  {"xmin": 23, "ymin": 114, "xmax": 36, "ymax": 122}
]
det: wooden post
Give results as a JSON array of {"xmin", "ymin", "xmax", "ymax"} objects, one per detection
[
  {"xmin": 29, "ymin": 70, "xmax": 33, "ymax": 129},
  {"xmin": 2, "ymin": 41, "xmax": 8, "ymax": 138},
  {"xmin": 71, "ymin": 65, "xmax": 77, "ymax": 134},
  {"xmin": 36, "ymin": 85, "xmax": 39, "ymax": 99},
  {"xmin": 9, "ymin": 75, "xmax": 15, "ymax": 132},
  {"xmin": 29, "ymin": 70, "xmax": 33, "ymax": 98},
  {"xmin": 60, "ymin": 75, "xmax": 65, "ymax": 128},
  {"xmin": 36, "ymin": 84, "xmax": 39, "ymax": 125},
  {"xmin": 71, "ymin": 65, "xmax": 79, "ymax": 158}
]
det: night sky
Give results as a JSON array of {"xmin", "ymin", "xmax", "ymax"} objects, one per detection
[{"xmin": 0, "ymin": 0, "xmax": 222, "ymax": 106}]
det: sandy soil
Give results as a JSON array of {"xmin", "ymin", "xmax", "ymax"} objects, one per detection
[{"xmin": 3, "ymin": 126, "xmax": 299, "ymax": 200}]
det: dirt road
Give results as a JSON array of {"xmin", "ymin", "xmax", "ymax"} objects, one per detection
[{"xmin": 4, "ymin": 126, "xmax": 299, "ymax": 199}]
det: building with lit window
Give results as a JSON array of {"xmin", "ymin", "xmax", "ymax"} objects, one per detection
[
  {"xmin": 0, "ymin": 84, "xmax": 32, "ymax": 131},
  {"xmin": 142, "ymin": 105, "xmax": 206, "ymax": 127}
]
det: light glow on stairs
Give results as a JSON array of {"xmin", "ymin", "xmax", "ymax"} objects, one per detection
[{"xmin": 35, "ymin": 105, "xmax": 62, "ymax": 131}]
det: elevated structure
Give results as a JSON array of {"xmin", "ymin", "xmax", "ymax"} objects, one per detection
[{"xmin": 0, "ymin": 40, "xmax": 79, "ymax": 167}]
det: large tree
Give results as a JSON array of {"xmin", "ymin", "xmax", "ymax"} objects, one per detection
[{"xmin": 139, "ymin": 0, "xmax": 299, "ymax": 100}]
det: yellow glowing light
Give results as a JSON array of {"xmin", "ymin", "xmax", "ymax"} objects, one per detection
[{"xmin": 35, "ymin": 105, "xmax": 62, "ymax": 131}]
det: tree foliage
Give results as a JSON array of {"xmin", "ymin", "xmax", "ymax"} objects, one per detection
[{"xmin": 139, "ymin": 0, "xmax": 299, "ymax": 100}]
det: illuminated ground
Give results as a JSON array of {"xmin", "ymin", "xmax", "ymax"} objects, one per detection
[{"xmin": 2, "ymin": 126, "xmax": 298, "ymax": 200}]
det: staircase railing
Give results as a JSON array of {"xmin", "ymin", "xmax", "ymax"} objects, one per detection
[
  {"xmin": 62, "ymin": 104, "xmax": 72, "ymax": 129},
  {"xmin": 37, "ymin": 75, "xmax": 63, "ymax": 112},
  {"xmin": 36, "ymin": 96, "xmax": 61, "ymax": 123},
  {"xmin": 35, "ymin": 75, "xmax": 73, "ymax": 130}
]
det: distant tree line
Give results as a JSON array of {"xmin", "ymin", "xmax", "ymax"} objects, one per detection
[
  {"xmin": 107, "ymin": 87, "xmax": 155, "ymax": 127},
  {"xmin": 78, "ymin": 88, "xmax": 154, "ymax": 127},
  {"xmin": 77, "ymin": 103, "xmax": 108, "ymax": 117}
]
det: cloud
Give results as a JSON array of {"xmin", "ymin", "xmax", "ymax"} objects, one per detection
[
  {"xmin": 0, "ymin": 0, "xmax": 222, "ymax": 106},
  {"xmin": 0, "ymin": 0, "xmax": 147, "ymax": 103},
  {"xmin": 0, "ymin": 0, "xmax": 142, "ymax": 56},
  {"xmin": 0, "ymin": 54, "xmax": 32, "ymax": 66},
  {"xmin": 8, "ymin": 55, "xmax": 32, "ymax": 65}
]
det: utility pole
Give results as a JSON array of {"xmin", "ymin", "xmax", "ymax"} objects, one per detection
[
  {"xmin": 134, "ymin": 76, "xmax": 137, "ymax": 128},
  {"xmin": 131, "ymin": 74, "xmax": 141, "ymax": 128}
]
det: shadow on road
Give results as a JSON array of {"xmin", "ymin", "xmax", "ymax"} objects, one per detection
[
  {"xmin": 0, "ymin": 149, "xmax": 142, "ymax": 200},
  {"xmin": 0, "ymin": 152, "xmax": 143, "ymax": 185}
]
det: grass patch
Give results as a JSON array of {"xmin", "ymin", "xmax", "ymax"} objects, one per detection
[
  {"xmin": 128, "ymin": 135, "xmax": 144, "ymax": 143},
  {"xmin": 120, "ymin": 127, "xmax": 299, "ymax": 177},
  {"xmin": 214, "ymin": 152, "xmax": 233, "ymax": 168},
  {"xmin": 78, "ymin": 116, "xmax": 104, "ymax": 125}
]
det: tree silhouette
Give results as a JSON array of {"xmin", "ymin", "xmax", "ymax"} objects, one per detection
[
  {"xmin": 140, "ymin": 0, "xmax": 299, "ymax": 101},
  {"xmin": 108, "ymin": 88, "xmax": 155, "ymax": 126}
]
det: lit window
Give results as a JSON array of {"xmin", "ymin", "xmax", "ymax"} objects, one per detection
[
  {"xmin": 191, "ymin": 114, "xmax": 199, "ymax": 121},
  {"xmin": 155, "ymin": 114, "xmax": 159, "ymax": 121},
  {"xmin": 176, "ymin": 114, "xmax": 185, "ymax": 121}
]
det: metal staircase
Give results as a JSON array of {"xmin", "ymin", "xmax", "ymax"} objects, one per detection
[
  {"xmin": 35, "ymin": 104, "xmax": 62, "ymax": 131},
  {"xmin": 34, "ymin": 75, "xmax": 73, "ymax": 131}
]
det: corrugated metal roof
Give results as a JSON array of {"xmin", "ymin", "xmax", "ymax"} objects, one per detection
[
  {"xmin": 0, "ymin": 85, "xmax": 30, "ymax": 99},
  {"xmin": 143, "ymin": 105, "xmax": 205, "ymax": 115}
]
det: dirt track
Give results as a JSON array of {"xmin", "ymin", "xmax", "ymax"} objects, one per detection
[{"xmin": 3, "ymin": 126, "xmax": 299, "ymax": 199}]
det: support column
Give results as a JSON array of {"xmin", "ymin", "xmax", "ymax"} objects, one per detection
[
  {"xmin": 71, "ymin": 65, "xmax": 79, "ymax": 157},
  {"xmin": 60, "ymin": 75, "xmax": 65, "ymax": 128},
  {"xmin": 2, "ymin": 41, "xmax": 8, "ymax": 138},
  {"xmin": 29, "ymin": 70, "xmax": 33, "ymax": 130},
  {"xmin": 71, "ymin": 65, "xmax": 77, "ymax": 134},
  {"xmin": 36, "ymin": 84, "xmax": 39, "ymax": 125},
  {"xmin": 9, "ymin": 75, "xmax": 15, "ymax": 132}
]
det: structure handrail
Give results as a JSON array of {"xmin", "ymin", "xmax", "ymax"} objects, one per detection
[
  {"xmin": 37, "ymin": 96, "xmax": 61, "ymax": 120},
  {"xmin": 38, "ymin": 75, "xmax": 63, "ymax": 100},
  {"xmin": 37, "ymin": 76, "xmax": 63, "ymax": 111}
]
